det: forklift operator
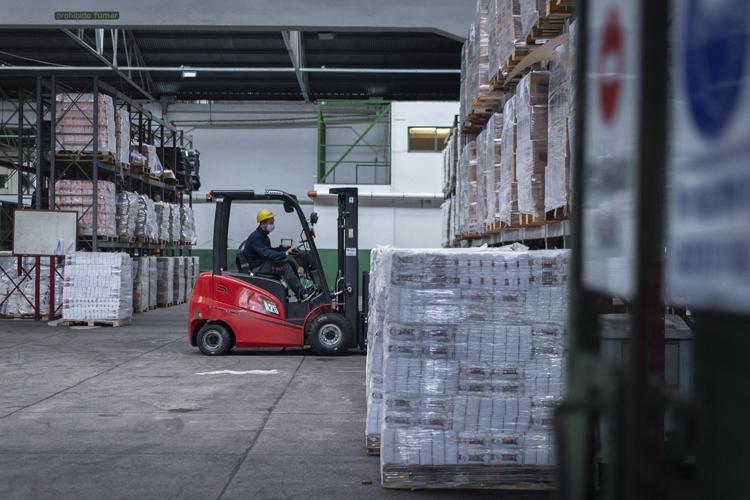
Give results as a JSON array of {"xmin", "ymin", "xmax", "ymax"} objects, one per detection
[{"xmin": 242, "ymin": 209, "xmax": 309, "ymax": 301}]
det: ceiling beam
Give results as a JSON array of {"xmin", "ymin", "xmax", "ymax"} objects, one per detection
[
  {"xmin": 281, "ymin": 30, "xmax": 310, "ymax": 102},
  {"xmin": 60, "ymin": 28, "xmax": 156, "ymax": 101},
  {"xmin": 0, "ymin": 65, "xmax": 459, "ymax": 74}
]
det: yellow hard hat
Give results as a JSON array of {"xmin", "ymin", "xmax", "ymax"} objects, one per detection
[{"xmin": 256, "ymin": 208, "xmax": 275, "ymax": 223}]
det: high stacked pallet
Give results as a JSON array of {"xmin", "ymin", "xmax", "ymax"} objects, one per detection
[
  {"xmin": 62, "ymin": 252, "xmax": 133, "ymax": 325},
  {"xmin": 516, "ymin": 71, "xmax": 550, "ymax": 224},
  {"xmin": 135, "ymin": 194, "xmax": 158, "ymax": 242},
  {"xmin": 55, "ymin": 180, "xmax": 117, "ymax": 239},
  {"xmin": 115, "ymin": 109, "xmax": 130, "ymax": 167},
  {"xmin": 155, "ymin": 202, "xmax": 171, "ymax": 243},
  {"xmin": 488, "ymin": 0, "xmax": 525, "ymax": 87},
  {"xmin": 368, "ymin": 247, "xmax": 568, "ymax": 489},
  {"xmin": 157, "ymin": 257, "xmax": 175, "ymax": 307},
  {"xmin": 498, "ymin": 96, "xmax": 519, "ymax": 227},
  {"xmin": 116, "ymin": 191, "xmax": 138, "ymax": 241},
  {"xmin": 55, "ymin": 93, "xmax": 116, "ymax": 156},
  {"xmin": 484, "ymin": 113, "xmax": 504, "ymax": 232}
]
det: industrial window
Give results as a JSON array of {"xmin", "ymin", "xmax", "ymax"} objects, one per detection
[{"xmin": 408, "ymin": 127, "xmax": 452, "ymax": 152}]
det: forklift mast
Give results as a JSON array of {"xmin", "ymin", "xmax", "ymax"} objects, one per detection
[{"xmin": 329, "ymin": 187, "xmax": 362, "ymax": 348}]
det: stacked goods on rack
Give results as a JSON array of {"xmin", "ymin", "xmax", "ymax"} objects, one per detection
[
  {"xmin": 476, "ymin": 129, "xmax": 489, "ymax": 232},
  {"xmin": 55, "ymin": 93, "xmax": 116, "ymax": 156},
  {"xmin": 0, "ymin": 254, "xmax": 63, "ymax": 319},
  {"xmin": 155, "ymin": 202, "xmax": 171, "ymax": 242},
  {"xmin": 55, "ymin": 180, "xmax": 117, "ymax": 239},
  {"xmin": 545, "ymin": 26, "xmax": 574, "ymax": 218},
  {"xmin": 180, "ymin": 204, "xmax": 196, "ymax": 245},
  {"xmin": 457, "ymin": 139, "xmax": 480, "ymax": 237},
  {"xmin": 173, "ymin": 257, "xmax": 186, "ymax": 304},
  {"xmin": 140, "ymin": 144, "xmax": 164, "ymax": 177},
  {"xmin": 133, "ymin": 256, "xmax": 150, "ymax": 313},
  {"xmin": 489, "ymin": 0, "xmax": 526, "ymax": 88},
  {"xmin": 484, "ymin": 113, "xmax": 504, "ymax": 232},
  {"xmin": 442, "ymin": 129, "xmax": 458, "ymax": 197},
  {"xmin": 367, "ymin": 247, "xmax": 568, "ymax": 489},
  {"xmin": 115, "ymin": 109, "xmax": 130, "ymax": 167},
  {"xmin": 516, "ymin": 72, "xmax": 550, "ymax": 224},
  {"xmin": 441, "ymin": 199, "xmax": 452, "ymax": 248},
  {"xmin": 135, "ymin": 194, "xmax": 158, "ymax": 242},
  {"xmin": 62, "ymin": 252, "xmax": 133, "ymax": 324},
  {"xmin": 520, "ymin": 0, "xmax": 547, "ymax": 42},
  {"xmin": 170, "ymin": 203, "xmax": 182, "ymax": 243},
  {"xmin": 499, "ymin": 96, "xmax": 519, "ymax": 227},
  {"xmin": 156, "ymin": 257, "xmax": 174, "ymax": 306},
  {"xmin": 185, "ymin": 257, "xmax": 194, "ymax": 300},
  {"xmin": 116, "ymin": 191, "xmax": 138, "ymax": 241}
]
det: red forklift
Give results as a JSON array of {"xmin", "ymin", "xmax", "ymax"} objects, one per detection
[{"xmin": 188, "ymin": 188, "xmax": 365, "ymax": 356}]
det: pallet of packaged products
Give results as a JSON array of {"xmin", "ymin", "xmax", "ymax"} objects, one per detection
[
  {"xmin": 62, "ymin": 252, "xmax": 133, "ymax": 325},
  {"xmin": 115, "ymin": 109, "xmax": 130, "ymax": 167},
  {"xmin": 484, "ymin": 113, "xmax": 505, "ymax": 232},
  {"xmin": 148, "ymin": 256, "xmax": 158, "ymax": 309},
  {"xmin": 55, "ymin": 93, "xmax": 116, "ymax": 156},
  {"xmin": 488, "ymin": 0, "xmax": 527, "ymax": 89},
  {"xmin": 498, "ymin": 96, "xmax": 519, "ymax": 227},
  {"xmin": 116, "ymin": 191, "xmax": 138, "ymax": 241},
  {"xmin": 365, "ymin": 247, "xmax": 390, "ymax": 454},
  {"xmin": 173, "ymin": 257, "xmax": 186, "ymax": 304},
  {"xmin": 133, "ymin": 257, "xmax": 150, "ymax": 313},
  {"xmin": 0, "ymin": 253, "xmax": 64, "ymax": 319},
  {"xmin": 521, "ymin": 0, "xmax": 574, "ymax": 45},
  {"xmin": 54, "ymin": 180, "xmax": 117, "ymax": 239},
  {"xmin": 367, "ymin": 246, "xmax": 568, "ymax": 490},
  {"xmin": 157, "ymin": 257, "xmax": 175, "ymax": 307},
  {"xmin": 134, "ymin": 194, "xmax": 159, "ymax": 242}
]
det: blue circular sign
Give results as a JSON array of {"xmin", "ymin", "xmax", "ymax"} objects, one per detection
[{"xmin": 684, "ymin": 0, "xmax": 748, "ymax": 137}]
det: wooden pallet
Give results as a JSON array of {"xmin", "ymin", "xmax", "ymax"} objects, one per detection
[
  {"xmin": 519, "ymin": 213, "xmax": 545, "ymax": 226},
  {"xmin": 2, "ymin": 314, "xmax": 57, "ymax": 321},
  {"xmin": 158, "ymin": 302, "xmax": 175, "ymax": 308},
  {"xmin": 545, "ymin": 205, "xmax": 569, "ymax": 221},
  {"xmin": 136, "ymin": 236, "xmax": 158, "ymax": 245},
  {"xmin": 96, "ymin": 235, "xmax": 118, "ymax": 242},
  {"xmin": 526, "ymin": 2, "xmax": 572, "ymax": 45},
  {"xmin": 489, "ymin": 46, "xmax": 533, "ymax": 91},
  {"xmin": 55, "ymin": 151, "xmax": 119, "ymax": 166},
  {"xmin": 63, "ymin": 319, "xmax": 129, "ymax": 327},
  {"xmin": 381, "ymin": 464, "xmax": 556, "ymax": 490},
  {"xmin": 485, "ymin": 220, "xmax": 510, "ymax": 234}
]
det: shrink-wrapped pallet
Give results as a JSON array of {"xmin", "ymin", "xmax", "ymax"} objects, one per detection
[
  {"xmin": 55, "ymin": 93, "xmax": 116, "ymax": 155},
  {"xmin": 55, "ymin": 180, "xmax": 117, "ymax": 238},
  {"xmin": 457, "ymin": 140, "xmax": 480, "ymax": 235},
  {"xmin": 141, "ymin": 144, "xmax": 164, "ymax": 176},
  {"xmin": 62, "ymin": 252, "xmax": 132, "ymax": 322},
  {"xmin": 133, "ymin": 257, "xmax": 150, "ymax": 313},
  {"xmin": 489, "ymin": 0, "xmax": 524, "ymax": 80},
  {"xmin": 134, "ymin": 194, "xmax": 158, "ymax": 241},
  {"xmin": 115, "ymin": 109, "xmax": 130, "ymax": 166},
  {"xmin": 156, "ymin": 257, "xmax": 174, "ymax": 306},
  {"xmin": 173, "ymin": 257, "xmax": 186, "ymax": 304},
  {"xmin": 476, "ymin": 129, "xmax": 488, "ymax": 233},
  {"xmin": 370, "ymin": 247, "xmax": 568, "ymax": 489},
  {"xmin": 520, "ymin": 0, "xmax": 546, "ymax": 41},
  {"xmin": 485, "ymin": 113, "xmax": 504, "ymax": 226},
  {"xmin": 516, "ymin": 72, "xmax": 550, "ymax": 219},
  {"xmin": 192, "ymin": 256, "xmax": 201, "ymax": 284},
  {"xmin": 116, "ymin": 191, "xmax": 138, "ymax": 240},
  {"xmin": 170, "ymin": 203, "xmax": 182, "ymax": 243},
  {"xmin": 545, "ymin": 34, "xmax": 573, "ymax": 213},
  {"xmin": 0, "ymin": 254, "xmax": 64, "ymax": 318},
  {"xmin": 464, "ymin": 0, "xmax": 491, "ymax": 117},
  {"xmin": 185, "ymin": 257, "xmax": 194, "ymax": 300},
  {"xmin": 155, "ymin": 202, "xmax": 171, "ymax": 242},
  {"xmin": 148, "ymin": 256, "xmax": 158, "ymax": 309},
  {"xmin": 441, "ymin": 199, "xmax": 452, "ymax": 248},
  {"xmin": 180, "ymin": 204, "xmax": 196, "ymax": 244},
  {"xmin": 498, "ymin": 97, "xmax": 519, "ymax": 226}
]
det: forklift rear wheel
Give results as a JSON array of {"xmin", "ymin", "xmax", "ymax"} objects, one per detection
[
  {"xmin": 197, "ymin": 324, "xmax": 233, "ymax": 356},
  {"xmin": 308, "ymin": 313, "xmax": 352, "ymax": 356}
]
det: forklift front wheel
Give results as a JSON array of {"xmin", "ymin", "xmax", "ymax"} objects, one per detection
[
  {"xmin": 197, "ymin": 323, "xmax": 233, "ymax": 356},
  {"xmin": 308, "ymin": 313, "xmax": 352, "ymax": 356}
]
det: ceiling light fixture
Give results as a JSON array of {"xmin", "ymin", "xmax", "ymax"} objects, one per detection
[{"xmin": 182, "ymin": 69, "xmax": 197, "ymax": 78}]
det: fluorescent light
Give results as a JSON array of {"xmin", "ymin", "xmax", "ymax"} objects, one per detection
[{"xmin": 181, "ymin": 70, "xmax": 197, "ymax": 78}]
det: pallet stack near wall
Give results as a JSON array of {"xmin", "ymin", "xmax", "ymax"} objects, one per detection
[{"xmin": 447, "ymin": 0, "xmax": 575, "ymax": 246}]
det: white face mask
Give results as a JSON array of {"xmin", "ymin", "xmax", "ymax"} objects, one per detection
[{"xmin": 265, "ymin": 223, "xmax": 275, "ymax": 233}]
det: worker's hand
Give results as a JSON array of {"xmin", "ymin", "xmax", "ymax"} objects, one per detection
[{"xmin": 285, "ymin": 246, "xmax": 294, "ymax": 256}]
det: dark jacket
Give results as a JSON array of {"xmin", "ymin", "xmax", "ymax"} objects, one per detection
[{"xmin": 242, "ymin": 226, "xmax": 286, "ymax": 270}]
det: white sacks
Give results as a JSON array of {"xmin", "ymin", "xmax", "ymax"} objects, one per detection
[
  {"xmin": 369, "ymin": 247, "xmax": 568, "ymax": 489},
  {"xmin": 62, "ymin": 252, "xmax": 133, "ymax": 322}
]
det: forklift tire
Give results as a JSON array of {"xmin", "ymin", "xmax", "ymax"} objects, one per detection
[
  {"xmin": 308, "ymin": 313, "xmax": 352, "ymax": 356},
  {"xmin": 197, "ymin": 323, "xmax": 233, "ymax": 356}
]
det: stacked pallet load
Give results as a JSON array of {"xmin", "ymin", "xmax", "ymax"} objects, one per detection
[
  {"xmin": 484, "ymin": 112, "xmax": 504, "ymax": 232},
  {"xmin": 489, "ymin": 0, "xmax": 525, "ymax": 87},
  {"xmin": 133, "ymin": 257, "xmax": 150, "ymax": 313},
  {"xmin": 155, "ymin": 202, "xmax": 171, "ymax": 242},
  {"xmin": 148, "ymin": 256, "xmax": 158, "ymax": 309},
  {"xmin": 0, "ymin": 254, "xmax": 64, "ymax": 319},
  {"xmin": 545, "ymin": 26, "xmax": 574, "ymax": 219},
  {"xmin": 173, "ymin": 257, "xmax": 186, "ymax": 304},
  {"xmin": 180, "ymin": 204, "xmax": 196, "ymax": 245},
  {"xmin": 520, "ymin": 0, "xmax": 574, "ymax": 45},
  {"xmin": 185, "ymin": 257, "xmax": 194, "ymax": 300},
  {"xmin": 135, "ymin": 194, "xmax": 158, "ymax": 242},
  {"xmin": 55, "ymin": 180, "xmax": 117, "ymax": 239},
  {"xmin": 457, "ymin": 140, "xmax": 480, "ymax": 237},
  {"xmin": 516, "ymin": 71, "xmax": 550, "ymax": 225},
  {"xmin": 62, "ymin": 252, "xmax": 133, "ymax": 325},
  {"xmin": 115, "ymin": 109, "xmax": 130, "ymax": 167},
  {"xmin": 365, "ymin": 247, "xmax": 389, "ymax": 454},
  {"xmin": 156, "ymin": 257, "xmax": 175, "ymax": 307},
  {"xmin": 476, "ymin": 129, "xmax": 489, "ymax": 233},
  {"xmin": 140, "ymin": 144, "xmax": 164, "ymax": 177},
  {"xmin": 498, "ymin": 96, "xmax": 519, "ymax": 227},
  {"xmin": 116, "ymin": 191, "xmax": 138, "ymax": 241},
  {"xmin": 170, "ymin": 203, "xmax": 182, "ymax": 243},
  {"xmin": 368, "ymin": 246, "xmax": 568, "ymax": 489},
  {"xmin": 54, "ymin": 93, "xmax": 116, "ymax": 156}
]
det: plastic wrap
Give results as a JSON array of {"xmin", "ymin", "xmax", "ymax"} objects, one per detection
[
  {"xmin": 156, "ymin": 257, "xmax": 174, "ymax": 306},
  {"xmin": 462, "ymin": 0, "xmax": 491, "ymax": 122},
  {"xmin": 458, "ymin": 140, "xmax": 480, "ymax": 235},
  {"xmin": 130, "ymin": 149, "xmax": 147, "ymax": 167},
  {"xmin": 485, "ymin": 113, "xmax": 504, "ymax": 225},
  {"xmin": 519, "ymin": 0, "xmax": 546, "ymax": 41},
  {"xmin": 0, "ymin": 254, "xmax": 64, "ymax": 318},
  {"xmin": 185, "ymin": 257, "xmax": 194, "ymax": 300},
  {"xmin": 173, "ymin": 257, "xmax": 186, "ymax": 304},
  {"xmin": 133, "ymin": 257, "xmax": 150, "ymax": 313},
  {"xmin": 545, "ymin": 33, "xmax": 573, "ymax": 213},
  {"xmin": 489, "ymin": 0, "xmax": 524, "ymax": 79},
  {"xmin": 371, "ymin": 248, "xmax": 568, "ymax": 488},
  {"xmin": 148, "ymin": 256, "xmax": 158, "ymax": 308},
  {"xmin": 55, "ymin": 180, "xmax": 117, "ymax": 238},
  {"xmin": 180, "ymin": 204, "xmax": 196, "ymax": 244},
  {"xmin": 169, "ymin": 203, "xmax": 181, "ymax": 243},
  {"xmin": 134, "ymin": 194, "xmax": 158, "ymax": 240},
  {"xmin": 115, "ymin": 109, "xmax": 130, "ymax": 166},
  {"xmin": 142, "ymin": 144, "xmax": 164, "ymax": 176},
  {"xmin": 498, "ymin": 96, "xmax": 518, "ymax": 226},
  {"xmin": 155, "ymin": 202, "xmax": 171, "ymax": 242},
  {"xmin": 567, "ymin": 20, "xmax": 577, "ymax": 208},
  {"xmin": 476, "ymin": 129, "xmax": 488, "ymax": 233},
  {"xmin": 441, "ymin": 199, "xmax": 451, "ymax": 248},
  {"xmin": 116, "ymin": 191, "xmax": 138, "ymax": 240},
  {"xmin": 516, "ymin": 71, "xmax": 549, "ymax": 219},
  {"xmin": 62, "ymin": 252, "xmax": 133, "ymax": 321},
  {"xmin": 55, "ymin": 93, "xmax": 116, "ymax": 155}
]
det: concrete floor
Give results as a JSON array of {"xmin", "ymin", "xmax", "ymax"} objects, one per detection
[{"xmin": 0, "ymin": 306, "xmax": 553, "ymax": 500}]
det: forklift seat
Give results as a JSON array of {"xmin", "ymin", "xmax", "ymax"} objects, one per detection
[{"xmin": 236, "ymin": 242, "xmax": 288, "ymax": 290}]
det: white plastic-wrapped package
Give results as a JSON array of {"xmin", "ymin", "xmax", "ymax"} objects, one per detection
[
  {"xmin": 371, "ymin": 247, "xmax": 568, "ymax": 489},
  {"xmin": 545, "ymin": 34, "xmax": 573, "ymax": 213},
  {"xmin": 133, "ymin": 257, "xmax": 150, "ymax": 313},
  {"xmin": 173, "ymin": 257, "xmax": 186, "ymax": 304},
  {"xmin": 0, "ymin": 254, "xmax": 64, "ymax": 318},
  {"xmin": 55, "ymin": 93, "xmax": 116, "ymax": 155},
  {"xmin": 62, "ymin": 252, "xmax": 133, "ymax": 322},
  {"xmin": 142, "ymin": 144, "xmax": 164, "ymax": 176},
  {"xmin": 519, "ymin": 0, "xmax": 546, "ymax": 41},
  {"xmin": 148, "ymin": 256, "xmax": 158, "ymax": 309},
  {"xmin": 489, "ymin": 0, "xmax": 524, "ymax": 79},
  {"xmin": 155, "ymin": 202, "xmax": 171, "ymax": 242},
  {"xmin": 458, "ymin": 140, "xmax": 480, "ymax": 235},
  {"xmin": 180, "ymin": 204, "xmax": 196, "ymax": 244},
  {"xmin": 192, "ymin": 256, "xmax": 201, "ymax": 286},
  {"xmin": 134, "ymin": 194, "xmax": 158, "ymax": 241},
  {"xmin": 55, "ymin": 180, "xmax": 117, "ymax": 238},
  {"xmin": 476, "ymin": 129, "xmax": 488, "ymax": 232},
  {"xmin": 116, "ymin": 191, "xmax": 138, "ymax": 240},
  {"xmin": 516, "ymin": 72, "xmax": 550, "ymax": 219},
  {"xmin": 441, "ymin": 199, "xmax": 452, "ymax": 248},
  {"xmin": 498, "ymin": 96, "xmax": 518, "ymax": 226},
  {"xmin": 485, "ymin": 113, "xmax": 504, "ymax": 226},
  {"xmin": 115, "ymin": 109, "xmax": 130, "ymax": 166},
  {"xmin": 462, "ymin": 0, "xmax": 491, "ymax": 122},
  {"xmin": 157, "ymin": 257, "xmax": 174, "ymax": 306},
  {"xmin": 170, "ymin": 203, "xmax": 182, "ymax": 243}
]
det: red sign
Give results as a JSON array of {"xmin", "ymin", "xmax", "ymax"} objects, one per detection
[{"xmin": 598, "ymin": 7, "xmax": 624, "ymax": 125}]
